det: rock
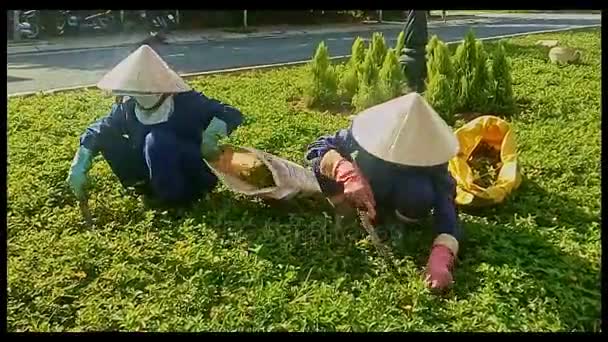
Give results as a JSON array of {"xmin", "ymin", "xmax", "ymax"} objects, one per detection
[
  {"xmin": 549, "ymin": 46, "xmax": 582, "ymax": 65},
  {"xmin": 536, "ymin": 40, "xmax": 559, "ymax": 48}
]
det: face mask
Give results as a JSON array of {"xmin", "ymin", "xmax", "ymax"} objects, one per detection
[
  {"xmin": 133, "ymin": 94, "xmax": 175, "ymax": 125},
  {"xmin": 134, "ymin": 94, "xmax": 164, "ymax": 109}
]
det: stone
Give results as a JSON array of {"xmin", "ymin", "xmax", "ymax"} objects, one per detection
[
  {"xmin": 536, "ymin": 40, "xmax": 559, "ymax": 48},
  {"xmin": 549, "ymin": 46, "xmax": 581, "ymax": 65}
]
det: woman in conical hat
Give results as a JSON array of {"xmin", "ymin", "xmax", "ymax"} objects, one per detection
[
  {"xmin": 306, "ymin": 92, "xmax": 462, "ymax": 291},
  {"xmin": 66, "ymin": 45, "xmax": 244, "ymax": 208}
]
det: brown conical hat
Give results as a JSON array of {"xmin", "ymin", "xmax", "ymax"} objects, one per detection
[
  {"xmin": 351, "ymin": 92, "xmax": 459, "ymax": 167},
  {"xmin": 97, "ymin": 45, "xmax": 190, "ymax": 95}
]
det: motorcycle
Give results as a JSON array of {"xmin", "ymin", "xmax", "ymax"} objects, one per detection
[
  {"xmin": 17, "ymin": 10, "xmax": 41, "ymax": 39},
  {"xmin": 60, "ymin": 10, "xmax": 121, "ymax": 35},
  {"xmin": 140, "ymin": 10, "xmax": 177, "ymax": 34}
]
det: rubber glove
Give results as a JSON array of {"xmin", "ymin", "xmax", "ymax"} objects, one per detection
[
  {"xmin": 201, "ymin": 117, "xmax": 228, "ymax": 161},
  {"xmin": 66, "ymin": 146, "xmax": 94, "ymax": 201},
  {"xmin": 425, "ymin": 244, "xmax": 456, "ymax": 291},
  {"xmin": 334, "ymin": 158, "xmax": 376, "ymax": 220}
]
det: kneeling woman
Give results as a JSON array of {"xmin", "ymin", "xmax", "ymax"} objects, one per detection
[
  {"xmin": 66, "ymin": 45, "xmax": 244, "ymax": 208},
  {"xmin": 306, "ymin": 92, "xmax": 462, "ymax": 291}
]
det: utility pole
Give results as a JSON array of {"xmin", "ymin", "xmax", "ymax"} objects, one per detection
[
  {"xmin": 378, "ymin": 10, "xmax": 383, "ymax": 23},
  {"xmin": 13, "ymin": 10, "xmax": 21, "ymax": 41},
  {"xmin": 243, "ymin": 10, "xmax": 248, "ymax": 29}
]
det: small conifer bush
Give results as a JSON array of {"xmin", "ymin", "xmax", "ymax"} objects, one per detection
[
  {"xmin": 370, "ymin": 32, "xmax": 388, "ymax": 69},
  {"xmin": 304, "ymin": 41, "xmax": 338, "ymax": 108},
  {"xmin": 490, "ymin": 41, "xmax": 515, "ymax": 113},
  {"xmin": 452, "ymin": 29, "xmax": 496, "ymax": 113},
  {"xmin": 352, "ymin": 48, "xmax": 384, "ymax": 112},
  {"xmin": 472, "ymin": 40, "xmax": 494, "ymax": 112},
  {"xmin": 379, "ymin": 49, "xmax": 406, "ymax": 101},
  {"xmin": 394, "ymin": 30, "xmax": 406, "ymax": 56},
  {"xmin": 338, "ymin": 37, "xmax": 366, "ymax": 101},
  {"xmin": 425, "ymin": 35, "xmax": 456, "ymax": 123}
]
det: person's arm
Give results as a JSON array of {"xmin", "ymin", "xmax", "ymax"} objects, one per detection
[
  {"xmin": 190, "ymin": 92, "xmax": 243, "ymax": 134},
  {"xmin": 307, "ymin": 128, "xmax": 376, "ymax": 217},
  {"xmin": 67, "ymin": 103, "xmax": 127, "ymax": 200},
  {"xmin": 79, "ymin": 102, "xmax": 128, "ymax": 153},
  {"xmin": 191, "ymin": 92, "xmax": 244, "ymax": 160},
  {"xmin": 305, "ymin": 129, "xmax": 356, "ymax": 197},
  {"xmin": 430, "ymin": 164, "xmax": 461, "ymax": 247},
  {"xmin": 426, "ymin": 164, "xmax": 461, "ymax": 290}
]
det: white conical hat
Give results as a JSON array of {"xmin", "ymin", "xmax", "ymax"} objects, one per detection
[
  {"xmin": 97, "ymin": 45, "xmax": 191, "ymax": 95},
  {"xmin": 351, "ymin": 92, "xmax": 459, "ymax": 167}
]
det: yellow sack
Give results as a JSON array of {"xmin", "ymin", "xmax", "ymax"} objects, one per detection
[{"xmin": 448, "ymin": 115, "xmax": 523, "ymax": 207}]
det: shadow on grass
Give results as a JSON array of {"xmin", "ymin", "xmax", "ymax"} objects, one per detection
[
  {"xmin": 188, "ymin": 190, "xmax": 377, "ymax": 285},
  {"xmin": 451, "ymin": 179, "xmax": 600, "ymax": 329},
  {"xmin": 143, "ymin": 172, "xmax": 600, "ymax": 329}
]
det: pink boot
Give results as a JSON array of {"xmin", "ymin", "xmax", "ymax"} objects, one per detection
[{"xmin": 425, "ymin": 234, "xmax": 458, "ymax": 291}]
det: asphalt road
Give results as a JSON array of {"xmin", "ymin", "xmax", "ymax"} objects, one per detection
[{"xmin": 7, "ymin": 14, "xmax": 600, "ymax": 95}]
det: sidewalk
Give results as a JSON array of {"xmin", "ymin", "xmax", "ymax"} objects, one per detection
[{"xmin": 6, "ymin": 16, "xmax": 478, "ymax": 56}]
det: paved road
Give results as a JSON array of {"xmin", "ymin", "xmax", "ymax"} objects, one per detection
[{"xmin": 7, "ymin": 14, "xmax": 600, "ymax": 95}]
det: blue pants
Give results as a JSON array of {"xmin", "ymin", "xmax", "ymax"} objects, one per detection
[
  {"xmin": 99, "ymin": 129, "xmax": 218, "ymax": 206},
  {"xmin": 382, "ymin": 172, "xmax": 462, "ymax": 240}
]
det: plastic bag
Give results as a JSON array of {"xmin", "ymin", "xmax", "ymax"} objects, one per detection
[
  {"xmin": 448, "ymin": 115, "xmax": 523, "ymax": 207},
  {"xmin": 206, "ymin": 145, "xmax": 322, "ymax": 201}
]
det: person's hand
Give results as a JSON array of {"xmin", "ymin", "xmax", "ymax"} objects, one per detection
[
  {"xmin": 201, "ymin": 138, "xmax": 222, "ymax": 161},
  {"xmin": 66, "ymin": 147, "xmax": 94, "ymax": 201},
  {"xmin": 201, "ymin": 117, "xmax": 228, "ymax": 161},
  {"xmin": 67, "ymin": 169, "xmax": 88, "ymax": 201},
  {"xmin": 334, "ymin": 159, "xmax": 376, "ymax": 221},
  {"xmin": 425, "ymin": 244, "xmax": 455, "ymax": 291}
]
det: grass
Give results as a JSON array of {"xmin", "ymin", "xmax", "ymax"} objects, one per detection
[
  {"xmin": 7, "ymin": 28, "xmax": 601, "ymax": 332},
  {"xmin": 432, "ymin": 10, "xmax": 533, "ymax": 16},
  {"xmin": 432, "ymin": 10, "xmax": 598, "ymax": 16}
]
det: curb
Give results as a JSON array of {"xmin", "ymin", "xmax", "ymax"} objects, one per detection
[{"xmin": 7, "ymin": 25, "xmax": 600, "ymax": 99}]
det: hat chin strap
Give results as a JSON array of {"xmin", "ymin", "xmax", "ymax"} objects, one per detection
[
  {"xmin": 134, "ymin": 95, "xmax": 175, "ymax": 125},
  {"xmin": 135, "ymin": 94, "xmax": 168, "ymax": 111}
]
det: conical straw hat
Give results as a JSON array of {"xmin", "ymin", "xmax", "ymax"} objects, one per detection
[
  {"xmin": 351, "ymin": 92, "xmax": 459, "ymax": 167},
  {"xmin": 97, "ymin": 45, "xmax": 191, "ymax": 95}
]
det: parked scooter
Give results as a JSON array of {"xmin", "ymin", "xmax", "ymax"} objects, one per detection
[
  {"xmin": 141, "ymin": 10, "xmax": 177, "ymax": 34},
  {"xmin": 133, "ymin": 10, "xmax": 177, "ymax": 45},
  {"xmin": 60, "ymin": 10, "xmax": 121, "ymax": 35},
  {"xmin": 17, "ymin": 10, "xmax": 41, "ymax": 39}
]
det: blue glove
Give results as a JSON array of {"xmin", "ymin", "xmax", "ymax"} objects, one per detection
[
  {"xmin": 201, "ymin": 117, "xmax": 228, "ymax": 161},
  {"xmin": 66, "ymin": 146, "xmax": 94, "ymax": 201}
]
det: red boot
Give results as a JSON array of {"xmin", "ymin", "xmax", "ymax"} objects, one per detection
[{"xmin": 425, "ymin": 234, "xmax": 459, "ymax": 291}]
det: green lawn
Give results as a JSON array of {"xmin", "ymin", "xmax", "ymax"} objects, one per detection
[
  {"xmin": 7, "ymin": 28, "xmax": 601, "ymax": 332},
  {"xmin": 431, "ymin": 10, "xmax": 599, "ymax": 16}
]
